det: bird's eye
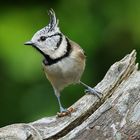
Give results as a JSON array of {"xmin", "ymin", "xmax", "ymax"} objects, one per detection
[{"xmin": 40, "ymin": 36, "xmax": 46, "ymax": 41}]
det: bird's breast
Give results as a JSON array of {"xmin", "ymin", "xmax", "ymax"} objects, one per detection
[{"xmin": 42, "ymin": 55, "xmax": 85, "ymax": 91}]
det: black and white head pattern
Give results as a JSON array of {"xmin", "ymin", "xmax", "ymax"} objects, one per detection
[{"xmin": 31, "ymin": 9, "xmax": 68, "ymax": 58}]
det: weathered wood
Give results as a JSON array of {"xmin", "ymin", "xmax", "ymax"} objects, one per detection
[
  {"xmin": 61, "ymin": 68, "xmax": 140, "ymax": 140},
  {"xmin": 0, "ymin": 50, "xmax": 139, "ymax": 140}
]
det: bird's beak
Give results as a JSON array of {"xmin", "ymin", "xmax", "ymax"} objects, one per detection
[
  {"xmin": 24, "ymin": 40, "xmax": 45, "ymax": 57},
  {"xmin": 24, "ymin": 41, "xmax": 34, "ymax": 46}
]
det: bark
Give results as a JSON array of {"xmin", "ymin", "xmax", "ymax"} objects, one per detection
[{"xmin": 0, "ymin": 50, "xmax": 140, "ymax": 140}]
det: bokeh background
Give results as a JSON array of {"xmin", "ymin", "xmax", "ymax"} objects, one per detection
[{"xmin": 0, "ymin": 0, "xmax": 140, "ymax": 127}]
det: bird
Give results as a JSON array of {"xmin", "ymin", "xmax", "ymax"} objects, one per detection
[{"xmin": 24, "ymin": 9, "xmax": 101, "ymax": 116}]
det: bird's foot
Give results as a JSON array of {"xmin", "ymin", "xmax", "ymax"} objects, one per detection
[
  {"xmin": 57, "ymin": 107, "xmax": 75, "ymax": 117},
  {"xmin": 85, "ymin": 86, "xmax": 102, "ymax": 99}
]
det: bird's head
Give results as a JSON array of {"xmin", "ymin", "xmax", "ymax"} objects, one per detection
[{"xmin": 24, "ymin": 9, "xmax": 66, "ymax": 59}]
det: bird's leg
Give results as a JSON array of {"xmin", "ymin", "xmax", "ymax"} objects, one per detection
[
  {"xmin": 80, "ymin": 81, "xmax": 101, "ymax": 99},
  {"xmin": 56, "ymin": 95, "xmax": 67, "ymax": 113},
  {"xmin": 54, "ymin": 89, "xmax": 74, "ymax": 117}
]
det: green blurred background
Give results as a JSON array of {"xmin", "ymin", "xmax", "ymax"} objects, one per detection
[{"xmin": 0, "ymin": 0, "xmax": 140, "ymax": 127}]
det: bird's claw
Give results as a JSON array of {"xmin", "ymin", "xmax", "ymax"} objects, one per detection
[
  {"xmin": 57, "ymin": 107, "xmax": 75, "ymax": 117},
  {"xmin": 85, "ymin": 87, "xmax": 102, "ymax": 99}
]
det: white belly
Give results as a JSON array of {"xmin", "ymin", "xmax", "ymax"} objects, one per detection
[{"xmin": 43, "ymin": 57, "xmax": 85, "ymax": 91}]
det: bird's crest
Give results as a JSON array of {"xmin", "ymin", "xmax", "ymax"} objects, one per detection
[{"xmin": 47, "ymin": 9, "xmax": 59, "ymax": 32}]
